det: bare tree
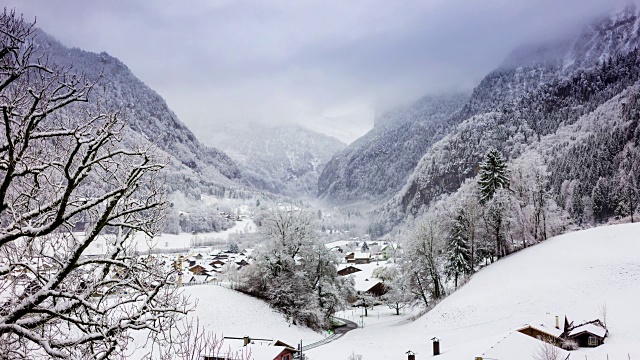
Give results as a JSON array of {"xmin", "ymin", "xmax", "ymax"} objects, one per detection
[
  {"xmin": 0, "ymin": 9, "xmax": 188, "ymax": 358},
  {"xmin": 599, "ymin": 301, "xmax": 608, "ymax": 328},
  {"xmin": 149, "ymin": 319, "xmax": 252, "ymax": 360},
  {"xmin": 533, "ymin": 339, "xmax": 563, "ymax": 360}
]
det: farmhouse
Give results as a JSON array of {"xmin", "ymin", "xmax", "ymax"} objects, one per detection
[
  {"xmin": 516, "ymin": 314, "xmax": 608, "ymax": 349},
  {"xmin": 348, "ymin": 252, "xmax": 371, "ymax": 264},
  {"xmin": 566, "ymin": 320, "xmax": 608, "ymax": 347},
  {"xmin": 337, "ymin": 265, "xmax": 362, "ymax": 276},
  {"xmin": 516, "ymin": 315, "xmax": 569, "ymax": 344}
]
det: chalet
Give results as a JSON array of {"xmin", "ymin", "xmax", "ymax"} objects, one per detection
[
  {"xmin": 206, "ymin": 338, "xmax": 296, "ymax": 360},
  {"xmin": 188, "ymin": 264, "xmax": 214, "ymax": 276},
  {"xmin": 362, "ymin": 280, "xmax": 386, "ymax": 297},
  {"xmin": 209, "ymin": 260, "xmax": 226, "ymax": 267},
  {"xmin": 344, "ymin": 252, "xmax": 355, "ymax": 263},
  {"xmin": 352, "ymin": 252, "xmax": 371, "ymax": 264},
  {"xmin": 337, "ymin": 265, "xmax": 362, "ymax": 276},
  {"xmin": 516, "ymin": 315, "xmax": 569, "ymax": 344},
  {"xmin": 566, "ymin": 320, "xmax": 608, "ymax": 347}
]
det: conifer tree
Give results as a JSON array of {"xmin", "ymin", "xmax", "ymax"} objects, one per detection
[
  {"xmin": 444, "ymin": 211, "xmax": 472, "ymax": 287},
  {"xmin": 361, "ymin": 241, "xmax": 370, "ymax": 252},
  {"xmin": 478, "ymin": 149, "xmax": 510, "ymax": 204}
]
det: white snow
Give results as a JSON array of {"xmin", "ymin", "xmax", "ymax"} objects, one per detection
[
  {"xmin": 83, "ymin": 219, "xmax": 256, "ymax": 255},
  {"xmin": 307, "ymin": 223, "xmax": 640, "ymax": 359},
  {"xmin": 181, "ymin": 285, "xmax": 322, "ymax": 347},
  {"xmin": 480, "ymin": 331, "xmax": 570, "ymax": 360}
]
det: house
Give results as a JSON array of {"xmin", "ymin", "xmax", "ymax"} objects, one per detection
[
  {"xmin": 189, "ymin": 264, "xmax": 213, "ymax": 276},
  {"xmin": 351, "ymin": 252, "xmax": 371, "ymax": 264},
  {"xmin": 477, "ymin": 331, "xmax": 570, "ymax": 360},
  {"xmin": 242, "ymin": 345, "xmax": 295, "ymax": 360},
  {"xmin": 516, "ymin": 315, "xmax": 569, "ymax": 344},
  {"xmin": 207, "ymin": 339, "xmax": 296, "ymax": 360},
  {"xmin": 362, "ymin": 280, "xmax": 386, "ymax": 297},
  {"xmin": 337, "ymin": 265, "xmax": 362, "ymax": 276},
  {"xmin": 566, "ymin": 320, "xmax": 608, "ymax": 347},
  {"xmin": 344, "ymin": 252, "xmax": 355, "ymax": 263},
  {"xmin": 235, "ymin": 259, "xmax": 250, "ymax": 267},
  {"xmin": 209, "ymin": 260, "xmax": 226, "ymax": 267}
]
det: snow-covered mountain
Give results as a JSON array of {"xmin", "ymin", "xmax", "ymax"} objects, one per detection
[
  {"xmin": 371, "ymin": 5, "xmax": 640, "ymax": 232},
  {"xmin": 210, "ymin": 124, "xmax": 345, "ymax": 197},
  {"xmin": 33, "ymin": 30, "xmax": 247, "ymax": 197},
  {"xmin": 317, "ymin": 93, "xmax": 468, "ymax": 203}
]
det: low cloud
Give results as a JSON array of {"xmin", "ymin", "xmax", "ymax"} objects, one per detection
[{"xmin": 13, "ymin": 0, "xmax": 635, "ymax": 143}]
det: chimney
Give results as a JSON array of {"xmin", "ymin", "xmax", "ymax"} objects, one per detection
[
  {"xmin": 555, "ymin": 316, "xmax": 559, "ymax": 329},
  {"xmin": 243, "ymin": 336, "xmax": 250, "ymax": 346},
  {"xmin": 431, "ymin": 337, "xmax": 441, "ymax": 356},
  {"xmin": 406, "ymin": 350, "xmax": 415, "ymax": 360}
]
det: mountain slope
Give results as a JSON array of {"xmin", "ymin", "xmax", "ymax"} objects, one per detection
[
  {"xmin": 210, "ymin": 124, "xmax": 345, "ymax": 197},
  {"xmin": 34, "ymin": 30, "xmax": 245, "ymax": 196},
  {"xmin": 307, "ymin": 222, "xmax": 640, "ymax": 359},
  {"xmin": 389, "ymin": 6, "xmax": 640, "ymax": 227},
  {"xmin": 317, "ymin": 93, "xmax": 468, "ymax": 203}
]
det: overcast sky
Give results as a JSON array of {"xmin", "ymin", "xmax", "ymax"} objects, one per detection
[{"xmin": 11, "ymin": 0, "xmax": 635, "ymax": 144}]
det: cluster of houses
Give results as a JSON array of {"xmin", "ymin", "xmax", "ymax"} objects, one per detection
[
  {"xmin": 175, "ymin": 248, "xmax": 253, "ymax": 285},
  {"xmin": 476, "ymin": 313, "xmax": 609, "ymax": 359},
  {"xmin": 324, "ymin": 238, "xmax": 399, "ymax": 264}
]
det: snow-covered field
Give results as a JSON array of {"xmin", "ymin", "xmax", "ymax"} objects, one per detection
[
  {"xmin": 181, "ymin": 285, "xmax": 323, "ymax": 348},
  {"xmin": 307, "ymin": 223, "xmax": 640, "ymax": 359},
  {"xmin": 84, "ymin": 219, "xmax": 256, "ymax": 255}
]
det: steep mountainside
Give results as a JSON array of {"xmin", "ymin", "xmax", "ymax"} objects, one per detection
[
  {"xmin": 317, "ymin": 93, "xmax": 468, "ymax": 203},
  {"xmin": 210, "ymin": 125, "xmax": 345, "ymax": 197},
  {"xmin": 379, "ymin": 5, "xmax": 640, "ymax": 231},
  {"xmin": 34, "ymin": 30, "xmax": 245, "ymax": 196}
]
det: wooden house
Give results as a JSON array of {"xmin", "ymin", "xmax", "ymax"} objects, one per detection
[
  {"xmin": 516, "ymin": 315, "xmax": 569, "ymax": 344},
  {"xmin": 566, "ymin": 320, "xmax": 608, "ymax": 347},
  {"xmin": 352, "ymin": 252, "xmax": 371, "ymax": 264},
  {"xmin": 188, "ymin": 264, "xmax": 211, "ymax": 276},
  {"xmin": 344, "ymin": 252, "xmax": 355, "ymax": 263},
  {"xmin": 338, "ymin": 265, "xmax": 362, "ymax": 276}
]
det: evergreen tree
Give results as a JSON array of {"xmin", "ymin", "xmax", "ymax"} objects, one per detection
[
  {"xmin": 361, "ymin": 241, "xmax": 370, "ymax": 252},
  {"xmin": 478, "ymin": 149, "xmax": 510, "ymax": 204},
  {"xmin": 444, "ymin": 211, "xmax": 472, "ymax": 287}
]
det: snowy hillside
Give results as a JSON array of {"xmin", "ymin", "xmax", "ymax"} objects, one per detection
[
  {"xmin": 382, "ymin": 6, "xmax": 640, "ymax": 232},
  {"xmin": 209, "ymin": 124, "xmax": 345, "ymax": 197},
  {"xmin": 307, "ymin": 223, "xmax": 640, "ymax": 359},
  {"xmin": 317, "ymin": 93, "xmax": 468, "ymax": 203},
  {"xmin": 32, "ymin": 30, "xmax": 246, "ymax": 196},
  {"xmin": 181, "ymin": 285, "xmax": 323, "ymax": 348}
]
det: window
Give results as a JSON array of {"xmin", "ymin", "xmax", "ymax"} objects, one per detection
[
  {"xmin": 588, "ymin": 336, "xmax": 598, "ymax": 346},
  {"xmin": 282, "ymin": 356, "xmax": 290, "ymax": 360}
]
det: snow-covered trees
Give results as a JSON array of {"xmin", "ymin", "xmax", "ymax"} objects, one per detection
[
  {"xmin": 478, "ymin": 148, "xmax": 510, "ymax": 204},
  {"xmin": 240, "ymin": 210, "xmax": 353, "ymax": 330},
  {"xmin": 402, "ymin": 218, "xmax": 445, "ymax": 307},
  {"xmin": 0, "ymin": 10, "xmax": 186, "ymax": 358},
  {"xmin": 444, "ymin": 211, "xmax": 472, "ymax": 287}
]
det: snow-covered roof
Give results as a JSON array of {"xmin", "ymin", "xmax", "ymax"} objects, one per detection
[
  {"xmin": 481, "ymin": 331, "xmax": 570, "ymax": 360},
  {"xmin": 518, "ymin": 322, "xmax": 564, "ymax": 339},
  {"xmin": 568, "ymin": 322, "xmax": 607, "ymax": 338},
  {"xmin": 354, "ymin": 252, "xmax": 371, "ymax": 260},
  {"xmin": 243, "ymin": 345, "xmax": 292, "ymax": 360},
  {"xmin": 347, "ymin": 263, "xmax": 388, "ymax": 292}
]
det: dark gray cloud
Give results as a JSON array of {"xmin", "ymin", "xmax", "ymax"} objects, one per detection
[{"xmin": 10, "ymin": 0, "xmax": 635, "ymax": 143}]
